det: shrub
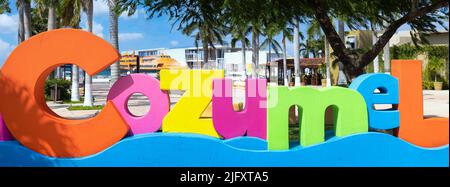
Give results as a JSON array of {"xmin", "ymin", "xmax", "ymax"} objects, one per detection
[
  {"xmin": 44, "ymin": 78, "xmax": 71, "ymax": 101},
  {"xmin": 422, "ymin": 81, "xmax": 434, "ymax": 90}
]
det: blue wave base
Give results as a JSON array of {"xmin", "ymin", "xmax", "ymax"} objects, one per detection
[{"xmin": 0, "ymin": 132, "xmax": 448, "ymax": 166}]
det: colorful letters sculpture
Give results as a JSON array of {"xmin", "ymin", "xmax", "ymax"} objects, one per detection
[{"xmin": 0, "ymin": 29, "xmax": 448, "ymax": 166}]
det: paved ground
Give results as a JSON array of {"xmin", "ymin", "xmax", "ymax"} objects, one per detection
[{"xmin": 47, "ymin": 82, "xmax": 449, "ymax": 119}]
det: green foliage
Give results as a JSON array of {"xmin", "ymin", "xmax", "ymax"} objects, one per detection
[
  {"xmin": 31, "ymin": 6, "xmax": 48, "ymax": 36},
  {"xmin": 45, "ymin": 78, "xmax": 71, "ymax": 101},
  {"xmin": 427, "ymin": 56, "xmax": 445, "ymax": 82},
  {"xmin": 0, "ymin": 0, "xmax": 10, "ymax": 14},
  {"xmin": 391, "ymin": 44, "xmax": 421, "ymax": 59},
  {"xmin": 422, "ymin": 81, "xmax": 434, "ymax": 90},
  {"xmin": 392, "ymin": 44, "xmax": 449, "ymax": 85}
]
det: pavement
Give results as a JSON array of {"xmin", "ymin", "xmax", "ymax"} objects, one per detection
[{"xmin": 47, "ymin": 82, "xmax": 449, "ymax": 119}]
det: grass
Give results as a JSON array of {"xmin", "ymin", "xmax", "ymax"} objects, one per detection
[
  {"xmin": 67, "ymin": 105, "xmax": 104, "ymax": 111},
  {"xmin": 63, "ymin": 97, "xmax": 85, "ymax": 104},
  {"xmin": 64, "ymin": 100, "xmax": 84, "ymax": 104}
]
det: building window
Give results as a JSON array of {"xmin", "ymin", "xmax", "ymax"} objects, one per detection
[{"xmin": 346, "ymin": 36, "xmax": 357, "ymax": 49}]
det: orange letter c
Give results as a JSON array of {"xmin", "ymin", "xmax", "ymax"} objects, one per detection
[{"xmin": 0, "ymin": 29, "xmax": 129, "ymax": 157}]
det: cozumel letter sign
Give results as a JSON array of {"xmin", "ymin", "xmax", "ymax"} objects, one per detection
[{"xmin": 0, "ymin": 29, "xmax": 448, "ymax": 166}]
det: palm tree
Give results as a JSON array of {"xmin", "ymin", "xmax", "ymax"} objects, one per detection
[
  {"xmin": 22, "ymin": 0, "xmax": 32, "ymax": 40},
  {"xmin": 260, "ymin": 23, "xmax": 282, "ymax": 80},
  {"xmin": 382, "ymin": 20, "xmax": 390, "ymax": 74},
  {"xmin": 59, "ymin": 0, "xmax": 83, "ymax": 101},
  {"xmin": 0, "ymin": 0, "xmax": 10, "ymax": 14},
  {"xmin": 36, "ymin": 0, "xmax": 60, "ymax": 77},
  {"xmin": 250, "ymin": 25, "xmax": 263, "ymax": 78},
  {"xmin": 293, "ymin": 18, "xmax": 301, "ymax": 86},
  {"xmin": 281, "ymin": 26, "xmax": 293, "ymax": 86},
  {"xmin": 337, "ymin": 19, "xmax": 347, "ymax": 85},
  {"xmin": 230, "ymin": 25, "xmax": 251, "ymax": 79},
  {"xmin": 170, "ymin": 1, "xmax": 225, "ymax": 70},
  {"xmin": 261, "ymin": 24, "xmax": 282, "ymax": 63},
  {"xmin": 83, "ymin": 0, "xmax": 94, "ymax": 106},
  {"xmin": 108, "ymin": 0, "xmax": 120, "ymax": 86},
  {"xmin": 47, "ymin": 0, "xmax": 57, "ymax": 30},
  {"xmin": 16, "ymin": 1, "xmax": 25, "ymax": 43},
  {"xmin": 307, "ymin": 19, "xmax": 330, "ymax": 86},
  {"xmin": 181, "ymin": 20, "xmax": 225, "ymax": 70},
  {"xmin": 371, "ymin": 24, "xmax": 380, "ymax": 73}
]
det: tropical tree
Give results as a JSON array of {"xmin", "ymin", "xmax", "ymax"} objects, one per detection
[
  {"xmin": 229, "ymin": 24, "xmax": 251, "ymax": 78},
  {"xmin": 83, "ymin": 0, "xmax": 94, "ymax": 106},
  {"xmin": 125, "ymin": 0, "xmax": 226, "ymax": 70},
  {"xmin": 307, "ymin": 0, "xmax": 449, "ymax": 80},
  {"xmin": 21, "ymin": 0, "xmax": 32, "ymax": 40},
  {"xmin": 59, "ymin": 0, "xmax": 83, "ymax": 101},
  {"xmin": 41, "ymin": 0, "xmax": 60, "ymax": 77},
  {"xmin": 337, "ymin": 19, "xmax": 347, "ymax": 85},
  {"xmin": 281, "ymin": 25, "xmax": 293, "ymax": 86},
  {"xmin": 179, "ymin": 2, "xmax": 226, "ymax": 69},
  {"xmin": 108, "ymin": 0, "xmax": 120, "ymax": 86},
  {"xmin": 222, "ymin": 0, "xmax": 270, "ymax": 78},
  {"xmin": 293, "ymin": 18, "xmax": 301, "ymax": 86},
  {"xmin": 16, "ymin": 1, "xmax": 25, "ymax": 43},
  {"xmin": 0, "ymin": 0, "xmax": 10, "ymax": 14},
  {"xmin": 307, "ymin": 19, "xmax": 330, "ymax": 86},
  {"xmin": 260, "ymin": 23, "xmax": 283, "ymax": 62}
]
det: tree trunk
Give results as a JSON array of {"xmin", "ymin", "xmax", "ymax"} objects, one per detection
[
  {"xmin": 23, "ymin": 0, "xmax": 31, "ymax": 40},
  {"xmin": 383, "ymin": 21, "xmax": 391, "ymax": 74},
  {"xmin": 372, "ymin": 32, "xmax": 379, "ymax": 73},
  {"xmin": 311, "ymin": 0, "xmax": 448, "ymax": 81},
  {"xmin": 109, "ymin": 0, "xmax": 120, "ymax": 87},
  {"xmin": 71, "ymin": 65, "xmax": 80, "ymax": 101},
  {"xmin": 202, "ymin": 37, "xmax": 208, "ymax": 70},
  {"xmin": 242, "ymin": 38, "xmax": 247, "ymax": 79},
  {"xmin": 293, "ymin": 18, "xmax": 301, "ymax": 86},
  {"xmin": 84, "ymin": 0, "xmax": 94, "ymax": 107},
  {"xmin": 251, "ymin": 27, "xmax": 259, "ymax": 78},
  {"xmin": 48, "ymin": 2, "xmax": 61, "ymax": 79},
  {"xmin": 337, "ymin": 20, "xmax": 347, "ymax": 85},
  {"xmin": 267, "ymin": 41, "xmax": 271, "ymax": 80},
  {"xmin": 282, "ymin": 36, "xmax": 288, "ymax": 86},
  {"xmin": 325, "ymin": 36, "xmax": 331, "ymax": 87},
  {"xmin": 48, "ymin": 4, "xmax": 56, "ymax": 30},
  {"xmin": 17, "ymin": 1, "xmax": 25, "ymax": 44}
]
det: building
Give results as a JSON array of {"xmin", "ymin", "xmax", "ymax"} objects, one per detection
[
  {"xmin": 122, "ymin": 45, "xmax": 278, "ymax": 81},
  {"xmin": 223, "ymin": 50, "xmax": 278, "ymax": 81},
  {"xmin": 329, "ymin": 30, "xmax": 375, "ymax": 85},
  {"xmin": 389, "ymin": 30, "xmax": 449, "ymax": 86},
  {"xmin": 267, "ymin": 58, "xmax": 325, "ymax": 86},
  {"xmin": 119, "ymin": 52, "xmax": 140, "ymax": 75},
  {"xmin": 389, "ymin": 30, "xmax": 449, "ymax": 46},
  {"xmin": 119, "ymin": 51, "xmax": 184, "ymax": 78},
  {"xmin": 127, "ymin": 45, "xmax": 234, "ymax": 70}
]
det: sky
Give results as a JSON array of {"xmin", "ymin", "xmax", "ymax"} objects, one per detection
[{"xmin": 0, "ymin": 0, "xmax": 444, "ymax": 67}]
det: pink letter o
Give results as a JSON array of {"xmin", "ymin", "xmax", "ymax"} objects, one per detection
[{"xmin": 107, "ymin": 74, "xmax": 169, "ymax": 135}]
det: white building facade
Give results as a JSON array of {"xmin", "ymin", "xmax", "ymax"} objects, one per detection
[{"xmin": 122, "ymin": 46, "xmax": 281, "ymax": 81}]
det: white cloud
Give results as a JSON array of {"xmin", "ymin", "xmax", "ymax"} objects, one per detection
[
  {"xmin": 92, "ymin": 22, "xmax": 104, "ymax": 38},
  {"xmin": 170, "ymin": 40, "xmax": 179, "ymax": 47},
  {"xmin": 93, "ymin": 0, "xmax": 109, "ymax": 16},
  {"xmin": 0, "ymin": 14, "xmax": 18, "ymax": 34},
  {"xmin": 82, "ymin": 21, "xmax": 105, "ymax": 38},
  {"xmin": 0, "ymin": 38, "xmax": 15, "ymax": 67},
  {"xmin": 119, "ymin": 33, "xmax": 144, "ymax": 42}
]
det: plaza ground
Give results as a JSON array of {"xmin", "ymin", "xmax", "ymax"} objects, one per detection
[{"xmin": 47, "ymin": 81, "xmax": 449, "ymax": 119}]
